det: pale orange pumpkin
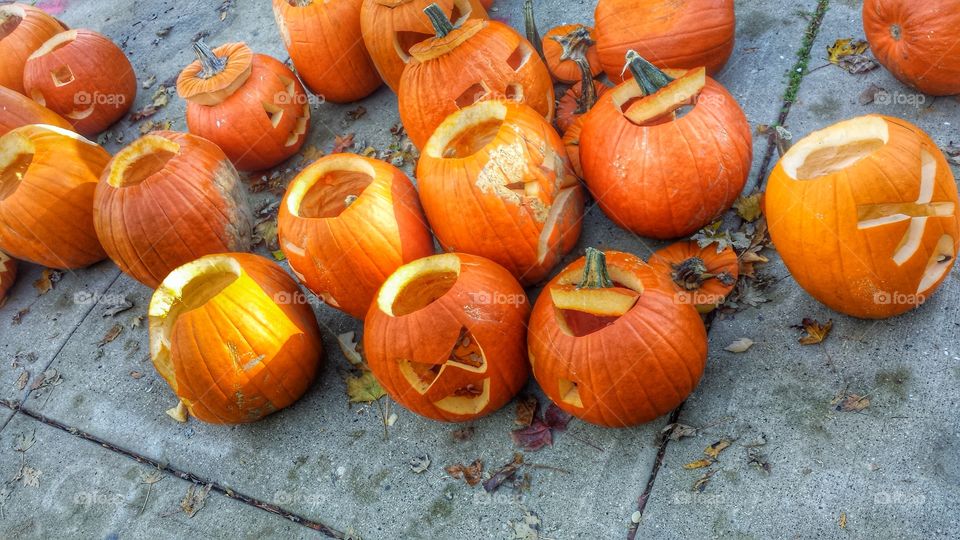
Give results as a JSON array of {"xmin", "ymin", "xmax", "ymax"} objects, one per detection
[
  {"xmin": 0, "ymin": 85, "xmax": 72, "ymax": 135},
  {"xmin": 0, "ymin": 3, "xmax": 66, "ymax": 94}
]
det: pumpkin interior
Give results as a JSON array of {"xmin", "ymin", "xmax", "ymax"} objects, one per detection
[
  {"xmin": 552, "ymin": 265, "xmax": 644, "ymax": 337},
  {"xmin": 391, "ymin": 270, "xmax": 458, "ymax": 316},
  {"xmin": 782, "ymin": 115, "xmax": 889, "ymax": 180},
  {"xmin": 433, "ymin": 377, "xmax": 491, "ymax": 414},
  {"xmin": 0, "ymin": 6, "xmax": 24, "ymax": 39},
  {"xmin": 107, "ymin": 135, "xmax": 181, "ymax": 187},
  {"xmin": 427, "ymin": 100, "xmax": 506, "ymax": 159},
  {"xmin": 287, "ymin": 156, "xmax": 376, "ymax": 219},
  {"xmin": 0, "ymin": 132, "xmax": 35, "ymax": 201},
  {"xmin": 377, "ymin": 253, "xmax": 461, "ymax": 316},
  {"xmin": 399, "ymin": 327, "xmax": 487, "ymax": 393},
  {"xmin": 443, "ymin": 118, "xmax": 502, "ymax": 158}
]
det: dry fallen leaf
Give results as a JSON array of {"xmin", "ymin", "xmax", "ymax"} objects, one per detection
[
  {"xmin": 733, "ymin": 192, "xmax": 763, "ymax": 222},
  {"xmin": 409, "ymin": 454, "xmax": 430, "ymax": 474},
  {"xmin": 511, "ymin": 420, "xmax": 552, "ymax": 452},
  {"xmin": 683, "ymin": 459, "xmax": 713, "ymax": 470},
  {"xmin": 827, "ymin": 38, "xmax": 868, "ymax": 64},
  {"xmin": 691, "ymin": 469, "xmax": 716, "ymax": 492},
  {"xmin": 831, "ymin": 391, "xmax": 870, "ymax": 412},
  {"xmin": 724, "ymin": 338, "xmax": 755, "ymax": 353},
  {"xmin": 332, "ymin": 133, "xmax": 355, "ymax": 154},
  {"xmin": 515, "ymin": 395, "xmax": 539, "ymax": 427},
  {"xmin": 181, "ymin": 483, "xmax": 212, "ymax": 517},
  {"xmin": 452, "ymin": 426, "xmax": 476, "ymax": 442},
  {"xmin": 661, "ymin": 423, "xmax": 698, "ymax": 441},
  {"xmin": 747, "ymin": 447, "xmax": 771, "ymax": 474},
  {"xmin": 704, "ymin": 439, "xmax": 732, "ymax": 459},
  {"xmin": 859, "ymin": 83, "xmax": 886, "ymax": 105},
  {"xmin": 16, "ymin": 371, "xmax": 29, "ymax": 390},
  {"xmin": 18, "ymin": 465, "xmax": 41, "ymax": 488},
  {"xmin": 839, "ymin": 511, "xmax": 847, "ymax": 529},
  {"xmin": 345, "ymin": 370, "xmax": 385, "ymax": 404},
  {"xmin": 795, "ymin": 318, "xmax": 833, "ymax": 345},
  {"xmin": 99, "ymin": 324, "xmax": 123, "ymax": 346},
  {"xmin": 33, "ymin": 269, "xmax": 61, "ymax": 295},
  {"xmin": 336, "ymin": 331, "xmax": 365, "ymax": 367},
  {"xmin": 445, "ymin": 459, "xmax": 483, "ymax": 486},
  {"xmin": 166, "ymin": 401, "xmax": 189, "ymax": 422},
  {"xmin": 483, "ymin": 453, "xmax": 524, "ymax": 493}
]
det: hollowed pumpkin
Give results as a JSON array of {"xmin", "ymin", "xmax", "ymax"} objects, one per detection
[
  {"xmin": 0, "ymin": 3, "xmax": 66, "ymax": 94},
  {"xmin": 648, "ymin": 240, "xmax": 738, "ymax": 313},
  {"xmin": 363, "ymin": 253, "xmax": 530, "ymax": 422},
  {"xmin": 765, "ymin": 115, "xmax": 959, "ymax": 319},
  {"xmin": 528, "ymin": 248, "xmax": 707, "ymax": 427},
  {"xmin": 278, "ymin": 153, "xmax": 434, "ymax": 319},
  {"xmin": 94, "ymin": 131, "xmax": 254, "ymax": 288},
  {"xmin": 0, "ymin": 85, "xmax": 71, "ymax": 135},
  {"xmin": 177, "ymin": 41, "xmax": 310, "ymax": 172},
  {"xmin": 417, "ymin": 100, "xmax": 583, "ymax": 285},
  {"xmin": 149, "ymin": 253, "xmax": 323, "ymax": 424},
  {"xmin": 0, "ymin": 124, "xmax": 109, "ymax": 268},
  {"xmin": 0, "ymin": 250, "xmax": 16, "ymax": 306}
]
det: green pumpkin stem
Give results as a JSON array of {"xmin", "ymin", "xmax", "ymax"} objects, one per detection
[
  {"xmin": 553, "ymin": 26, "xmax": 597, "ymax": 113},
  {"xmin": 193, "ymin": 40, "xmax": 227, "ymax": 79},
  {"xmin": 624, "ymin": 50, "xmax": 674, "ymax": 96},
  {"xmin": 578, "ymin": 248, "xmax": 614, "ymax": 289},
  {"xmin": 424, "ymin": 3, "xmax": 455, "ymax": 38},
  {"xmin": 523, "ymin": 0, "xmax": 545, "ymax": 61}
]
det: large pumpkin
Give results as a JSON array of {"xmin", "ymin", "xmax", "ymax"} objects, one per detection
[
  {"xmin": 360, "ymin": 0, "xmax": 487, "ymax": 92},
  {"xmin": 765, "ymin": 115, "xmax": 959, "ymax": 319},
  {"xmin": 149, "ymin": 253, "xmax": 323, "ymax": 424},
  {"xmin": 278, "ymin": 153, "xmax": 434, "ymax": 319},
  {"xmin": 398, "ymin": 4, "xmax": 554, "ymax": 149},
  {"xmin": 594, "ymin": 0, "xmax": 735, "ymax": 80},
  {"xmin": 0, "ymin": 250, "xmax": 16, "ymax": 306},
  {"xmin": 94, "ymin": 131, "xmax": 254, "ymax": 288},
  {"xmin": 648, "ymin": 240, "xmax": 738, "ymax": 313},
  {"xmin": 0, "ymin": 85, "xmax": 71, "ymax": 135},
  {"xmin": 528, "ymin": 248, "xmax": 707, "ymax": 427},
  {"xmin": 364, "ymin": 253, "xmax": 530, "ymax": 422},
  {"xmin": 417, "ymin": 100, "xmax": 582, "ymax": 285},
  {"xmin": 580, "ymin": 51, "xmax": 751, "ymax": 239},
  {"xmin": 272, "ymin": 0, "xmax": 382, "ymax": 103},
  {"xmin": 0, "ymin": 3, "xmax": 66, "ymax": 94},
  {"xmin": 863, "ymin": 0, "xmax": 960, "ymax": 96},
  {"xmin": 177, "ymin": 41, "xmax": 310, "ymax": 172},
  {"xmin": 23, "ymin": 29, "xmax": 136, "ymax": 136},
  {"xmin": 0, "ymin": 124, "xmax": 109, "ymax": 268}
]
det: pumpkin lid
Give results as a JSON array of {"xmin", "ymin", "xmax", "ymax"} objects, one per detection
[
  {"xmin": 609, "ymin": 50, "xmax": 705, "ymax": 126},
  {"xmin": 408, "ymin": 4, "xmax": 486, "ymax": 62},
  {"xmin": 176, "ymin": 41, "xmax": 253, "ymax": 107}
]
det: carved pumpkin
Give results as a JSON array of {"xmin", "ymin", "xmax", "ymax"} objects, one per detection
[
  {"xmin": 149, "ymin": 253, "xmax": 323, "ymax": 424},
  {"xmin": 360, "ymin": 0, "xmax": 487, "ymax": 92},
  {"xmin": 0, "ymin": 250, "xmax": 16, "ymax": 306},
  {"xmin": 364, "ymin": 253, "xmax": 530, "ymax": 422},
  {"xmin": 0, "ymin": 3, "xmax": 66, "ymax": 94},
  {"xmin": 93, "ymin": 131, "xmax": 254, "ymax": 288},
  {"xmin": 528, "ymin": 248, "xmax": 707, "ymax": 427},
  {"xmin": 542, "ymin": 25, "xmax": 601, "ymax": 84},
  {"xmin": 177, "ymin": 41, "xmax": 310, "ymax": 172},
  {"xmin": 594, "ymin": 0, "xmax": 735, "ymax": 80},
  {"xmin": 648, "ymin": 240, "xmax": 738, "ymax": 313},
  {"xmin": 398, "ymin": 4, "xmax": 554, "ymax": 149},
  {"xmin": 580, "ymin": 52, "xmax": 751, "ymax": 239},
  {"xmin": 278, "ymin": 153, "xmax": 434, "ymax": 319},
  {"xmin": 417, "ymin": 100, "xmax": 582, "ymax": 285},
  {"xmin": 0, "ymin": 85, "xmax": 71, "ymax": 135},
  {"xmin": 766, "ymin": 115, "xmax": 959, "ymax": 319},
  {"xmin": 863, "ymin": 0, "xmax": 960, "ymax": 96},
  {"xmin": 272, "ymin": 0, "xmax": 382, "ymax": 103},
  {"xmin": 0, "ymin": 124, "xmax": 109, "ymax": 268},
  {"xmin": 23, "ymin": 29, "xmax": 136, "ymax": 136}
]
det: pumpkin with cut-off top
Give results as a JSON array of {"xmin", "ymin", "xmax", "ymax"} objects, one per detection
[{"xmin": 0, "ymin": 3, "xmax": 66, "ymax": 94}]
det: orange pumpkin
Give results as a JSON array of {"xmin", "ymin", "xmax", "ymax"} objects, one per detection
[
  {"xmin": 765, "ymin": 115, "xmax": 959, "ymax": 319},
  {"xmin": 648, "ymin": 240, "xmax": 738, "ymax": 313},
  {"xmin": 398, "ymin": 4, "xmax": 554, "ymax": 149},
  {"xmin": 177, "ymin": 41, "xmax": 310, "ymax": 172},
  {"xmin": 149, "ymin": 253, "xmax": 324, "ymax": 424},
  {"xmin": 364, "ymin": 252, "xmax": 530, "ymax": 422},
  {"xmin": 543, "ymin": 24, "xmax": 602, "ymax": 84},
  {"xmin": 562, "ymin": 117, "xmax": 586, "ymax": 178},
  {"xmin": 0, "ymin": 124, "xmax": 109, "ymax": 268},
  {"xmin": 23, "ymin": 29, "xmax": 136, "ymax": 136},
  {"xmin": 417, "ymin": 100, "xmax": 583, "ymax": 285},
  {"xmin": 360, "ymin": 0, "xmax": 487, "ymax": 92},
  {"xmin": 556, "ymin": 80, "xmax": 607, "ymax": 135},
  {"xmin": 0, "ymin": 3, "xmax": 66, "ymax": 94},
  {"xmin": 0, "ymin": 250, "xmax": 16, "ymax": 306},
  {"xmin": 528, "ymin": 248, "xmax": 707, "ymax": 427},
  {"xmin": 94, "ymin": 131, "xmax": 254, "ymax": 288},
  {"xmin": 594, "ymin": 0, "xmax": 735, "ymax": 81},
  {"xmin": 0, "ymin": 85, "xmax": 71, "ymax": 135},
  {"xmin": 272, "ymin": 0, "xmax": 382, "ymax": 103},
  {"xmin": 580, "ymin": 52, "xmax": 751, "ymax": 239},
  {"xmin": 278, "ymin": 153, "xmax": 434, "ymax": 319},
  {"xmin": 863, "ymin": 0, "xmax": 960, "ymax": 96}
]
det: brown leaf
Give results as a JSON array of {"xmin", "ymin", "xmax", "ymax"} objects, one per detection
[
  {"xmin": 511, "ymin": 419, "xmax": 552, "ymax": 451},
  {"xmin": 839, "ymin": 512, "xmax": 847, "ymax": 529},
  {"xmin": 691, "ymin": 469, "xmax": 716, "ymax": 492},
  {"xmin": 300, "ymin": 144, "xmax": 325, "ymax": 164},
  {"xmin": 795, "ymin": 318, "xmax": 833, "ymax": 345},
  {"xmin": 827, "ymin": 38, "xmax": 868, "ymax": 64},
  {"xmin": 859, "ymin": 83, "xmax": 886, "ymax": 105},
  {"xmin": 252, "ymin": 219, "xmax": 279, "ymax": 251},
  {"xmin": 445, "ymin": 459, "xmax": 483, "ymax": 486},
  {"xmin": 660, "ymin": 423, "xmax": 698, "ymax": 441},
  {"xmin": 99, "ymin": 324, "xmax": 123, "ymax": 346},
  {"xmin": 747, "ymin": 447, "xmax": 771, "ymax": 474},
  {"xmin": 346, "ymin": 106, "xmax": 367, "ymax": 121},
  {"xmin": 837, "ymin": 54, "xmax": 879, "ymax": 74},
  {"xmin": 831, "ymin": 391, "xmax": 870, "ymax": 412},
  {"xmin": 704, "ymin": 439, "xmax": 732, "ymax": 459},
  {"xmin": 331, "ymin": 133, "xmax": 355, "ymax": 154},
  {"xmin": 16, "ymin": 370, "xmax": 29, "ymax": 390},
  {"xmin": 180, "ymin": 483, "xmax": 212, "ymax": 517},
  {"xmin": 514, "ymin": 394, "xmax": 539, "ymax": 427},
  {"xmin": 33, "ymin": 269, "xmax": 61, "ymax": 295},
  {"xmin": 482, "ymin": 453, "xmax": 523, "ymax": 493},
  {"xmin": 733, "ymin": 192, "xmax": 763, "ymax": 222},
  {"xmin": 12, "ymin": 307, "xmax": 29, "ymax": 324},
  {"xmin": 683, "ymin": 458, "xmax": 713, "ymax": 469}
]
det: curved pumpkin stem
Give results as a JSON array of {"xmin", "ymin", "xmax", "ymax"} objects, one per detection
[
  {"xmin": 671, "ymin": 257, "xmax": 714, "ymax": 291},
  {"xmin": 523, "ymin": 0, "xmax": 545, "ymax": 61},
  {"xmin": 424, "ymin": 3, "xmax": 455, "ymax": 38},
  {"xmin": 578, "ymin": 247, "xmax": 613, "ymax": 289},
  {"xmin": 623, "ymin": 50, "xmax": 674, "ymax": 96},
  {"xmin": 554, "ymin": 26, "xmax": 597, "ymax": 113},
  {"xmin": 193, "ymin": 40, "xmax": 227, "ymax": 79}
]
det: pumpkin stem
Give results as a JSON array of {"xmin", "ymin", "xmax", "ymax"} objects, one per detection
[
  {"xmin": 553, "ymin": 26, "xmax": 597, "ymax": 113},
  {"xmin": 671, "ymin": 257, "xmax": 713, "ymax": 290},
  {"xmin": 578, "ymin": 248, "xmax": 614, "ymax": 289},
  {"xmin": 523, "ymin": 0, "xmax": 545, "ymax": 61},
  {"xmin": 423, "ymin": 3, "xmax": 456, "ymax": 38},
  {"xmin": 623, "ymin": 50, "xmax": 674, "ymax": 96},
  {"xmin": 193, "ymin": 40, "xmax": 227, "ymax": 79}
]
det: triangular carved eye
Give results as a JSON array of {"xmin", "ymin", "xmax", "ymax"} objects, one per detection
[
  {"xmin": 558, "ymin": 378, "xmax": 583, "ymax": 407},
  {"xmin": 455, "ymin": 82, "xmax": 490, "ymax": 109},
  {"xmin": 506, "ymin": 42, "xmax": 532, "ymax": 71},
  {"xmin": 262, "ymin": 102, "xmax": 284, "ymax": 128},
  {"xmin": 397, "ymin": 327, "xmax": 487, "ymax": 394},
  {"xmin": 51, "ymin": 65, "xmax": 75, "ymax": 87}
]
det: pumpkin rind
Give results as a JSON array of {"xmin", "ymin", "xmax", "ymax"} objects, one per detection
[
  {"xmin": 149, "ymin": 253, "xmax": 323, "ymax": 424},
  {"xmin": 648, "ymin": 240, "xmax": 739, "ymax": 313},
  {"xmin": 0, "ymin": 250, "xmax": 16, "ymax": 306},
  {"xmin": 363, "ymin": 253, "xmax": 530, "ymax": 422},
  {"xmin": 0, "ymin": 85, "xmax": 72, "ymax": 135},
  {"xmin": 0, "ymin": 3, "xmax": 66, "ymax": 94},
  {"xmin": 556, "ymin": 80, "xmax": 607, "ymax": 134},
  {"xmin": 765, "ymin": 115, "xmax": 959, "ymax": 319},
  {"xmin": 0, "ymin": 124, "xmax": 109, "ymax": 268},
  {"xmin": 94, "ymin": 131, "xmax": 254, "ymax": 288},
  {"xmin": 542, "ymin": 24, "xmax": 601, "ymax": 84},
  {"xmin": 278, "ymin": 153, "xmax": 434, "ymax": 319}
]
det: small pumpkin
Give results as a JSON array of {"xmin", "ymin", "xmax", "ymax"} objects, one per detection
[
  {"xmin": 542, "ymin": 25, "xmax": 602, "ymax": 84},
  {"xmin": 765, "ymin": 115, "xmax": 959, "ymax": 319},
  {"xmin": 272, "ymin": 0, "xmax": 382, "ymax": 103},
  {"xmin": 360, "ymin": 0, "xmax": 487, "ymax": 92},
  {"xmin": 580, "ymin": 51, "xmax": 751, "ymax": 239},
  {"xmin": 177, "ymin": 41, "xmax": 310, "ymax": 172},
  {"xmin": 528, "ymin": 248, "xmax": 707, "ymax": 427},
  {"xmin": 149, "ymin": 253, "xmax": 324, "ymax": 424},
  {"xmin": 562, "ymin": 117, "xmax": 586, "ymax": 178},
  {"xmin": 417, "ymin": 100, "xmax": 583, "ymax": 285},
  {"xmin": 0, "ymin": 124, "xmax": 109, "ymax": 268},
  {"xmin": 364, "ymin": 252, "xmax": 530, "ymax": 422},
  {"xmin": 94, "ymin": 131, "xmax": 254, "ymax": 288},
  {"xmin": 0, "ymin": 250, "xmax": 16, "ymax": 306},
  {"xmin": 648, "ymin": 240, "xmax": 738, "ymax": 313},
  {"xmin": 863, "ymin": 0, "xmax": 960, "ymax": 96},
  {"xmin": 594, "ymin": 0, "xmax": 735, "ymax": 80},
  {"xmin": 0, "ymin": 3, "xmax": 66, "ymax": 94},
  {"xmin": 278, "ymin": 153, "xmax": 434, "ymax": 319},
  {"xmin": 398, "ymin": 3, "xmax": 554, "ymax": 149},
  {"xmin": 23, "ymin": 29, "xmax": 136, "ymax": 136},
  {"xmin": 0, "ymin": 85, "xmax": 72, "ymax": 135}
]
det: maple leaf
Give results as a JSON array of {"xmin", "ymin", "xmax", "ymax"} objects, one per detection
[
  {"xmin": 794, "ymin": 318, "xmax": 833, "ymax": 345},
  {"xmin": 827, "ymin": 38, "xmax": 868, "ymax": 64},
  {"xmin": 445, "ymin": 459, "xmax": 483, "ymax": 486},
  {"xmin": 733, "ymin": 192, "xmax": 763, "ymax": 222},
  {"xmin": 511, "ymin": 419, "xmax": 552, "ymax": 451},
  {"xmin": 543, "ymin": 403, "xmax": 571, "ymax": 431},
  {"xmin": 345, "ymin": 370, "xmax": 385, "ymax": 403}
]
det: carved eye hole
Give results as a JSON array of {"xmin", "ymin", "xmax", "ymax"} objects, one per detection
[
  {"xmin": 558, "ymin": 378, "xmax": 583, "ymax": 407},
  {"xmin": 285, "ymin": 105, "xmax": 309, "ymax": 147},
  {"xmin": 262, "ymin": 102, "xmax": 284, "ymax": 128},
  {"xmin": 506, "ymin": 42, "xmax": 532, "ymax": 72},
  {"xmin": 434, "ymin": 378, "xmax": 490, "ymax": 414},
  {"xmin": 455, "ymin": 82, "xmax": 489, "ymax": 109},
  {"xmin": 51, "ymin": 65, "xmax": 75, "ymax": 87}
]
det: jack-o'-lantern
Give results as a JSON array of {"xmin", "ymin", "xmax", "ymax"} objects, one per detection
[
  {"xmin": 0, "ymin": 3, "xmax": 66, "ymax": 94},
  {"xmin": 648, "ymin": 240, "xmax": 738, "ymax": 313},
  {"xmin": 0, "ymin": 85, "xmax": 71, "ymax": 135},
  {"xmin": 0, "ymin": 250, "xmax": 16, "ymax": 305}
]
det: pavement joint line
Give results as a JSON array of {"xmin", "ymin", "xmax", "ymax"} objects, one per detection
[{"xmin": 0, "ymin": 400, "xmax": 345, "ymax": 539}]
